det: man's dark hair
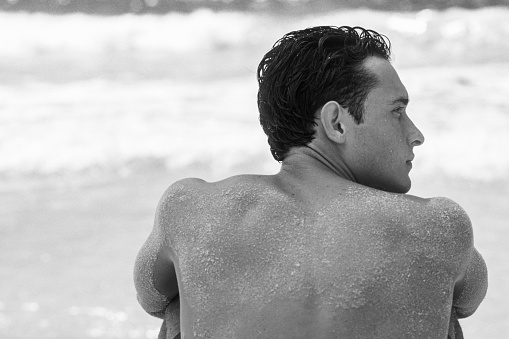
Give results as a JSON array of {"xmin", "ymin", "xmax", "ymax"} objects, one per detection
[{"xmin": 257, "ymin": 26, "xmax": 391, "ymax": 161}]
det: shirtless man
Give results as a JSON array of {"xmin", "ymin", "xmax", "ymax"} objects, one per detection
[{"xmin": 134, "ymin": 26, "xmax": 488, "ymax": 339}]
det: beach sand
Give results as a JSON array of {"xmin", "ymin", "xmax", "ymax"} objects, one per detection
[{"xmin": 0, "ymin": 165, "xmax": 506, "ymax": 338}]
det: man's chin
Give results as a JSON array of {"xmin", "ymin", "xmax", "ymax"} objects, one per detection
[
  {"xmin": 392, "ymin": 180, "xmax": 412, "ymax": 194},
  {"xmin": 375, "ymin": 179, "xmax": 411, "ymax": 194},
  {"xmin": 359, "ymin": 174, "xmax": 412, "ymax": 194}
]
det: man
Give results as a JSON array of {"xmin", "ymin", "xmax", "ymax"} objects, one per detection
[{"xmin": 134, "ymin": 26, "xmax": 487, "ymax": 339}]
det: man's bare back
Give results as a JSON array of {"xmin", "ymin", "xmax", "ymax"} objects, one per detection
[
  {"xmin": 134, "ymin": 26, "xmax": 487, "ymax": 339},
  {"xmin": 135, "ymin": 154, "xmax": 486, "ymax": 338}
]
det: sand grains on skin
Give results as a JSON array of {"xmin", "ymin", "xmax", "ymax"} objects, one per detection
[{"xmin": 154, "ymin": 178, "xmax": 475, "ymax": 338}]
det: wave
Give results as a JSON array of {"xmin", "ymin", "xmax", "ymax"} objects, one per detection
[
  {"xmin": 2, "ymin": 72, "xmax": 508, "ymax": 182},
  {"xmin": 1, "ymin": 8, "xmax": 508, "ymax": 181},
  {"xmin": 1, "ymin": 7, "xmax": 509, "ymax": 66}
]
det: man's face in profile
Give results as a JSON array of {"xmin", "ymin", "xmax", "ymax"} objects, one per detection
[{"xmin": 343, "ymin": 57, "xmax": 425, "ymax": 193}]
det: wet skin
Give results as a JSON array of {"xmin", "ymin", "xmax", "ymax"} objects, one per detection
[
  {"xmin": 340, "ymin": 56, "xmax": 424, "ymax": 193},
  {"xmin": 134, "ymin": 57, "xmax": 487, "ymax": 339}
]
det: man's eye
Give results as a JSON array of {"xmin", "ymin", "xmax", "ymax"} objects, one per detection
[{"xmin": 393, "ymin": 107, "xmax": 405, "ymax": 117}]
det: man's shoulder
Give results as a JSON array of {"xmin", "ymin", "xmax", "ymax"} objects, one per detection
[
  {"xmin": 157, "ymin": 174, "xmax": 278, "ymax": 210},
  {"xmin": 420, "ymin": 196, "xmax": 474, "ymax": 251},
  {"xmin": 354, "ymin": 188, "xmax": 473, "ymax": 246},
  {"xmin": 157, "ymin": 178, "xmax": 202, "ymax": 207},
  {"xmin": 164, "ymin": 174, "xmax": 274, "ymax": 194},
  {"xmin": 406, "ymin": 195, "xmax": 472, "ymax": 236},
  {"xmin": 405, "ymin": 194, "xmax": 470, "ymax": 232},
  {"xmin": 412, "ymin": 196, "xmax": 474, "ymax": 280},
  {"xmin": 360, "ymin": 187, "xmax": 470, "ymax": 224},
  {"xmin": 386, "ymin": 193, "xmax": 473, "ymax": 265}
]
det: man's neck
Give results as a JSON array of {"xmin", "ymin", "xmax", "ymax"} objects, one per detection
[{"xmin": 279, "ymin": 146, "xmax": 356, "ymax": 184}]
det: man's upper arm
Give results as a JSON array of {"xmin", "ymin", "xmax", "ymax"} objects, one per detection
[
  {"xmin": 428, "ymin": 197, "xmax": 488, "ymax": 319},
  {"xmin": 133, "ymin": 183, "xmax": 183, "ymax": 317},
  {"xmin": 153, "ymin": 240, "xmax": 179, "ymax": 300},
  {"xmin": 453, "ymin": 247, "xmax": 488, "ymax": 318},
  {"xmin": 133, "ymin": 227, "xmax": 172, "ymax": 317}
]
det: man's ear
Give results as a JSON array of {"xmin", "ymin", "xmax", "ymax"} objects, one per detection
[{"xmin": 319, "ymin": 101, "xmax": 349, "ymax": 144}]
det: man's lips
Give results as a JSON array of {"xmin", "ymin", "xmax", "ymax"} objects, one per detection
[{"xmin": 406, "ymin": 160, "xmax": 413, "ymax": 169}]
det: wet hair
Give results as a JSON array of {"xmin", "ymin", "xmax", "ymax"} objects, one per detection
[{"xmin": 257, "ymin": 26, "xmax": 391, "ymax": 161}]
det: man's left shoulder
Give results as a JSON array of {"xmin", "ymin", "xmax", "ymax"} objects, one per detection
[
  {"xmin": 393, "ymin": 193, "xmax": 472, "ymax": 230},
  {"xmin": 405, "ymin": 196, "xmax": 474, "ymax": 273},
  {"xmin": 425, "ymin": 197, "xmax": 473, "ymax": 238}
]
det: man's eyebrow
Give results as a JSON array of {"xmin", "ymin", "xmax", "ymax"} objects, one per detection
[{"xmin": 389, "ymin": 97, "xmax": 409, "ymax": 106}]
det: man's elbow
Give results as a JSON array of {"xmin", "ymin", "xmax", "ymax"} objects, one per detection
[
  {"xmin": 455, "ymin": 304, "xmax": 480, "ymax": 319},
  {"xmin": 453, "ymin": 249, "xmax": 488, "ymax": 318},
  {"xmin": 136, "ymin": 293, "xmax": 169, "ymax": 319}
]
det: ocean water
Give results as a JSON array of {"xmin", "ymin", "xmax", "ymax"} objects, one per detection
[
  {"xmin": 1, "ymin": 7, "xmax": 509, "ymax": 182},
  {"xmin": 0, "ymin": 7, "xmax": 508, "ymax": 338}
]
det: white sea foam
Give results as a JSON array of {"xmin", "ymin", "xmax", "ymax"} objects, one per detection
[
  {"xmin": 0, "ymin": 9, "xmax": 508, "ymax": 181},
  {"xmin": 0, "ymin": 77, "xmax": 273, "ymax": 176},
  {"xmin": 1, "ymin": 8, "xmax": 509, "ymax": 64},
  {"xmin": 0, "ymin": 9, "xmax": 257, "ymax": 57}
]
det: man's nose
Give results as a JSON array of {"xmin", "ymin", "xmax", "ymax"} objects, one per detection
[{"xmin": 408, "ymin": 119, "xmax": 425, "ymax": 147}]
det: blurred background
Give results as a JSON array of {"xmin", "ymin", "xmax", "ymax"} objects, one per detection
[{"xmin": 0, "ymin": 0, "xmax": 508, "ymax": 338}]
